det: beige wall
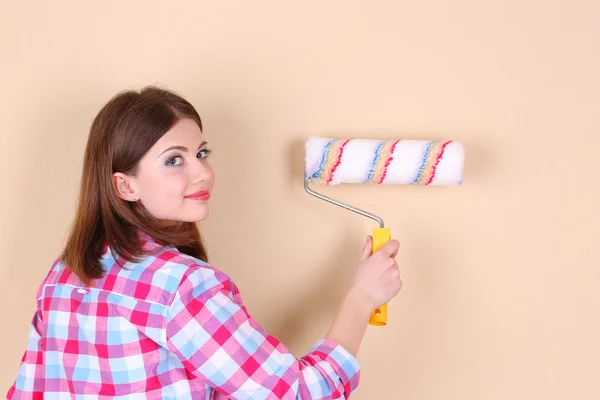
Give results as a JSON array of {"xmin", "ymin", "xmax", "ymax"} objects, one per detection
[{"xmin": 1, "ymin": 1, "xmax": 599, "ymax": 398}]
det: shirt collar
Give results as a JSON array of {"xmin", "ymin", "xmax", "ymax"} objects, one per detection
[{"xmin": 101, "ymin": 229, "xmax": 167, "ymax": 258}]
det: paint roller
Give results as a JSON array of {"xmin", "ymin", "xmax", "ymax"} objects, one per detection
[{"xmin": 304, "ymin": 136, "xmax": 465, "ymax": 326}]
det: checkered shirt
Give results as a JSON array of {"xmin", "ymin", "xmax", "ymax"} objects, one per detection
[{"xmin": 7, "ymin": 232, "xmax": 360, "ymax": 399}]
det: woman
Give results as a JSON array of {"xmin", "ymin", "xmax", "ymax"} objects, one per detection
[{"xmin": 8, "ymin": 86, "xmax": 402, "ymax": 399}]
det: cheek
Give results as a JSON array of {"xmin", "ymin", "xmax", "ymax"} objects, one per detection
[
  {"xmin": 165, "ymin": 174, "xmax": 189, "ymax": 196},
  {"xmin": 207, "ymin": 164, "xmax": 216, "ymax": 186},
  {"xmin": 142, "ymin": 170, "xmax": 189, "ymax": 203}
]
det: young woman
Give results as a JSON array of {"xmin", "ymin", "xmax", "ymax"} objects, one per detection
[{"xmin": 8, "ymin": 86, "xmax": 402, "ymax": 399}]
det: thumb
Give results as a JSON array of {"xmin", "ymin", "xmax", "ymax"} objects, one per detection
[
  {"xmin": 360, "ymin": 236, "xmax": 372, "ymax": 262},
  {"xmin": 378, "ymin": 239, "xmax": 400, "ymax": 258}
]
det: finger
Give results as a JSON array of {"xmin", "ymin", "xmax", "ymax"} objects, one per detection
[
  {"xmin": 387, "ymin": 267, "xmax": 401, "ymax": 284},
  {"xmin": 379, "ymin": 239, "xmax": 400, "ymax": 257},
  {"xmin": 390, "ymin": 241, "xmax": 400, "ymax": 258},
  {"xmin": 360, "ymin": 235, "xmax": 372, "ymax": 262}
]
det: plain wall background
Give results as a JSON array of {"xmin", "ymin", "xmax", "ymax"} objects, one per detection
[{"xmin": 1, "ymin": 1, "xmax": 598, "ymax": 398}]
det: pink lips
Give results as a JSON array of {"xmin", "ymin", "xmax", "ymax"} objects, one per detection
[{"xmin": 184, "ymin": 190, "xmax": 210, "ymax": 200}]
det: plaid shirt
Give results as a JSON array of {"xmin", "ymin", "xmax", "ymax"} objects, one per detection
[{"xmin": 7, "ymin": 232, "xmax": 360, "ymax": 399}]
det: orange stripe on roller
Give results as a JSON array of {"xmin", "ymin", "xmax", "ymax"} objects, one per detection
[
  {"xmin": 326, "ymin": 139, "xmax": 351, "ymax": 184},
  {"xmin": 425, "ymin": 140, "xmax": 452, "ymax": 185},
  {"xmin": 377, "ymin": 140, "xmax": 401, "ymax": 184}
]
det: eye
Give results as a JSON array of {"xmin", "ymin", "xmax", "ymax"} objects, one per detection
[
  {"xmin": 166, "ymin": 155, "xmax": 183, "ymax": 166},
  {"xmin": 197, "ymin": 148, "xmax": 213, "ymax": 159}
]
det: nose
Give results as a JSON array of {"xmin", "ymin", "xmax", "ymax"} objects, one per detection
[{"xmin": 191, "ymin": 157, "xmax": 214, "ymax": 185}]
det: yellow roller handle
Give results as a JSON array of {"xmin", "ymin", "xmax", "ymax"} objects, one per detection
[{"xmin": 369, "ymin": 227, "xmax": 391, "ymax": 326}]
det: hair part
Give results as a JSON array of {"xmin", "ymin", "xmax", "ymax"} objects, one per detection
[{"xmin": 61, "ymin": 86, "xmax": 208, "ymax": 284}]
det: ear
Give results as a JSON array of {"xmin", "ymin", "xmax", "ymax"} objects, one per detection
[{"xmin": 112, "ymin": 172, "xmax": 140, "ymax": 202}]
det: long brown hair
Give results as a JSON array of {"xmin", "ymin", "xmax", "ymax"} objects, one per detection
[{"xmin": 61, "ymin": 86, "xmax": 209, "ymax": 284}]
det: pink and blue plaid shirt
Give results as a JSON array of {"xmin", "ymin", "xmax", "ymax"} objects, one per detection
[{"xmin": 7, "ymin": 232, "xmax": 360, "ymax": 399}]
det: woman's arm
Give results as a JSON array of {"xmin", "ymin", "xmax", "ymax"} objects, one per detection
[
  {"xmin": 165, "ymin": 267, "xmax": 361, "ymax": 400},
  {"xmin": 325, "ymin": 294, "xmax": 373, "ymax": 358},
  {"xmin": 326, "ymin": 235, "xmax": 401, "ymax": 358}
]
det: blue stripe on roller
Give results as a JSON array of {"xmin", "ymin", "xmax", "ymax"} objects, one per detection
[
  {"xmin": 365, "ymin": 141, "xmax": 385, "ymax": 183},
  {"xmin": 412, "ymin": 141, "xmax": 435, "ymax": 184},
  {"xmin": 309, "ymin": 139, "xmax": 334, "ymax": 181}
]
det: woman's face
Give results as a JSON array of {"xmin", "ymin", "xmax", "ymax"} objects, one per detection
[{"xmin": 113, "ymin": 118, "xmax": 215, "ymax": 222}]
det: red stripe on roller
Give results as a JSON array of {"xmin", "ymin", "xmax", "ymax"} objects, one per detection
[
  {"xmin": 425, "ymin": 141, "xmax": 452, "ymax": 185},
  {"xmin": 326, "ymin": 139, "xmax": 351, "ymax": 184},
  {"xmin": 377, "ymin": 140, "xmax": 401, "ymax": 184}
]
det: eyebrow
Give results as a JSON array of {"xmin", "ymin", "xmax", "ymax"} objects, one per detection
[{"xmin": 158, "ymin": 141, "xmax": 207, "ymax": 158}]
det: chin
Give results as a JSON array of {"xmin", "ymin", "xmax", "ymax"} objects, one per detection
[
  {"xmin": 150, "ymin": 203, "xmax": 209, "ymax": 223},
  {"xmin": 183, "ymin": 207, "xmax": 209, "ymax": 223}
]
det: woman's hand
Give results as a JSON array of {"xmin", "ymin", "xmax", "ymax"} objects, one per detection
[
  {"xmin": 347, "ymin": 236, "xmax": 402, "ymax": 312},
  {"xmin": 325, "ymin": 236, "xmax": 402, "ymax": 357}
]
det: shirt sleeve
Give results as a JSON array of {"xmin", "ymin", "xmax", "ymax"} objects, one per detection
[
  {"xmin": 164, "ymin": 267, "xmax": 361, "ymax": 399},
  {"xmin": 7, "ymin": 311, "xmax": 46, "ymax": 399},
  {"xmin": 7, "ymin": 264, "xmax": 55, "ymax": 399}
]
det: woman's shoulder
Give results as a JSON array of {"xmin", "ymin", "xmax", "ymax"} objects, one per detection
[
  {"xmin": 157, "ymin": 248, "xmax": 240, "ymax": 304},
  {"xmin": 38, "ymin": 244, "xmax": 237, "ymax": 309},
  {"xmin": 99, "ymin": 244, "xmax": 238, "ymax": 307}
]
